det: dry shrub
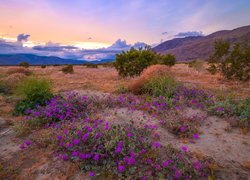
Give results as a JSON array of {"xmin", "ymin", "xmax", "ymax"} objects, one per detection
[
  {"xmin": 6, "ymin": 67, "xmax": 32, "ymax": 76},
  {"xmin": 128, "ymin": 65, "xmax": 171, "ymax": 94},
  {"xmin": 4, "ymin": 73, "xmax": 27, "ymax": 88}
]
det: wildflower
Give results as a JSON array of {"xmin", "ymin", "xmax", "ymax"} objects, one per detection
[
  {"xmin": 127, "ymin": 133, "xmax": 133, "ymax": 137},
  {"xmin": 173, "ymin": 169, "xmax": 181, "ymax": 179},
  {"xmin": 162, "ymin": 160, "xmax": 173, "ymax": 167},
  {"xmin": 180, "ymin": 126, "xmax": 187, "ymax": 132},
  {"xmin": 61, "ymin": 154, "xmax": 68, "ymax": 161},
  {"xmin": 19, "ymin": 144, "xmax": 25, "ymax": 149},
  {"xmin": 130, "ymin": 151, "xmax": 136, "ymax": 158},
  {"xmin": 193, "ymin": 134, "xmax": 199, "ymax": 139},
  {"xmin": 85, "ymin": 126, "xmax": 93, "ymax": 132},
  {"xmin": 181, "ymin": 146, "xmax": 188, "ymax": 152},
  {"xmin": 82, "ymin": 133, "xmax": 89, "ymax": 141},
  {"xmin": 71, "ymin": 151, "xmax": 79, "ymax": 157},
  {"xmin": 152, "ymin": 142, "xmax": 161, "ymax": 148},
  {"xmin": 105, "ymin": 122, "xmax": 110, "ymax": 130},
  {"xmin": 73, "ymin": 138, "xmax": 80, "ymax": 145},
  {"xmin": 193, "ymin": 161, "xmax": 202, "ymax": 171},
  {"xmin": 25, "ymin": 140, "xmax": 31, "ymax": 146},
  {"xmin": 89, "ymin": 171, "xmax": 95, "ymax": 177},
  {"xmin": 140, "ymin": 149, "xmax": 146, "ymax": 154},
  {"xmin": 79, "ymin": 153, "xmax": 91, "ymax": 159},
  {"xmin": 118, "ymin": 165, "xmax": 125, "ymax": 172},
  {"xmin": 57, "ymin": 135, "xmax": 63, "ymax": 141},
  {"xmin": 217, "ymin": 107, "xmax": 224, "ymax": 112},
  {"xmin": 127, "ymin": 157, "xmax": 136, "ymax": 165},
  {"xmin": 93, "ymin": 154, "xmax": 100, "ymax": 161},
  {"xmin": 115, "ymin": 146, "xmax": 122, "ymax": 153}
]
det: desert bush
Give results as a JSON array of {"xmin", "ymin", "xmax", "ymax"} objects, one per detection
[
  {"xmin": 114, "ymin": 85, "xmax": 128, "ymax": 94},
  {"xmin": 0, "ymin": 73, "xmax": 27, "ymax": 94},
  {"xmin": 158, "ymin": 54, "xmax": 176, "ymax": 67},
  {"xmin": 7, "ymin": 67, "xmax": 32, "ymax": 76},
  {"xmin": 128, "ymin": 65, "xmax": 171, "ymax": 94},
  {"xmin": 86, "ymin": 64, "xmax": 98, "ymax": 68},
  {"xmin": 208, "ymin": 40, "xmax": 250, "ymax": 81},
  {"xmin": 14, "ymin": 77, "xmax": 53, "ymax": 115},
  {"xmin": 19, "ymin": 61, "xmax": 29, "ymax": 68},
  {"xmin": 188, "ymin": 60, "xmax": 205, "ymax": 72},
  {"xmin": 235, "ymin": 98, "xmax": 250, "ymax": 124},
  {"xmin": 62, "ymin": 65, "xmax": 74, "ymax": 74},
  {"xmin": 142, "ymin": 75, "xmax": 179, "ymax": 98},
  {"xmin": 41, "ymin": 65, "xmax": 46, "ymax": 68},
  {"xmin": 114, "ymin": 46, "xmax": 157, "ymax": 77}
]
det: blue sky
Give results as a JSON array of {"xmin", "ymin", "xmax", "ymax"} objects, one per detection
[{"xmin": 0, "ymin": 0, "xmax": 249, "ymax": 60}]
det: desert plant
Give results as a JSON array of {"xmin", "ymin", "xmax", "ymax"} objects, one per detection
[
  {"xmin": 142, "ymin": 75, "xmax": 180, "ymax": 98},
  {"xmin": 0, "ymin": 80, "xmax": 12, "ymax": 95},
  {"xmin": 62, "ymin": 65, "xmax": 74, "ymax": 74},
  {"xmin": 14, "ymin": 77, "xmax": 53, "ymax": 115},
  {"xmin": 19, "ymin": 61, "xmax": 29, "ymax": 68},
  {"xmin": 114, "ymin": 46, "xmax": 157, "ymax": 77},
  {"xmin": 86, "ymin": 64, "xmax": 98, "ymax": 68},
  {"xmin": 41, "ymin": 65, "xmax": 46, "ymax": 68},
  {"xmin": 188, "ymin": 60, "xmax": 205, "ymax": 72},
  {"xmin": 208, "ymin": 40, "xmax": 250, "ymax": 81},
  {"xmin": 158, "ymin": 54, "xmax": 176, "ymax": 67}
]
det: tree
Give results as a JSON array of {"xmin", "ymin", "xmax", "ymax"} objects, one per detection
[{"xmin": 208, "ymin": 40, "xmax": 250, "ymax": 81}]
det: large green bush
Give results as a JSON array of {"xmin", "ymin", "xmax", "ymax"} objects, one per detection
[
  {"xmin": 158, "ymin": 54, "xmax": 176, "ymax": 67},
  {"xmin": 208, "ymin": 40, "xmax": 250, "ymax": 81},
  {"xmin": 14, "ymin": 77, "xmax": 53, "ymax": 115},
  {"xmin": 114, "ymin": 46, "xmax": 157, "ymax": 77}
]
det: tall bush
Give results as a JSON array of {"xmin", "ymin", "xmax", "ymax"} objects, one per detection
[{"xmin": 208, "ymin": 40, "xmax": 250, "ymax": 81}]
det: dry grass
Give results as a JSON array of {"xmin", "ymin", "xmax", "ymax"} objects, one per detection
[
  {"xmin": 6, "ymin": 67, "xmax": 32, "ymax": 76},
  {"xmin": 128, "ymin": 65, "xmax": 171, "ymax": 94},
  {"xmin": 0, "ymin": 64, "xmax": 249, "ymax": 98}
]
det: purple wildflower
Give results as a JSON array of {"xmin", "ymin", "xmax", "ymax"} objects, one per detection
[
  {"xmin": 25, "ymin": 140, "xmax": 31, "ymax": 146},
  {"xmin": 82, "ymin": 133, "xmax": 89, "ymax": 141},
  {"xmin": 118, "ymin": 165, "xmax": 125, "ymax": 172},
  {"xmin": 19, "ymin": 144, "xmax": 25, "ymax": 149},
  {"xmin": 193, "ymin": 134, "xmax": 199, "ymax": 139},
  {"xmin": 152, "ymin": 142, "xmax": 161, "ymax": 148},
  {"xmin": 105, "ymin": 122, "xmax": 110, "ymax": 130},
  {"xmin": 162, "ymin": 160, "xmax": 173, "ymax": 167},
  {"xmin": 217, "ymin": 107, "xmax": 224, "ymax": 112},
  {"xmin": 181, "ymin": 146, "xmax": 188, "ymax": 152},
  {"xmin": 93, "ymin": 154, "xmax": 100, "ymax": 161},
  {"xmin": 61, "ymin": 154, "xmax": 68, "ymax": 161},
  {"xmin": 71, "ymin": 151, "xmax": 79, "ymax": 157},
  {"xmin": 175, "ymin": 169, "xmax": 182, "ymax": 179},
  {"xmin": 73, "ymin": 138, "xmax": 80, "ymax": 145},
  {"xmin": 89, "ymin": 171, "xmax": 95, "ymax": 177},
  {"xmin": 127, "ymin": 157, "xmax": 136, "ymax": 165},
  {"xmin": 193, "ymin": 161, "xmax": 202, "ymax": 171}
]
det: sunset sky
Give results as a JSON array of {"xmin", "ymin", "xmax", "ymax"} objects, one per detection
[{"xmin": 0, "ymin": 0, "xmax": 250, "ymax": 60}]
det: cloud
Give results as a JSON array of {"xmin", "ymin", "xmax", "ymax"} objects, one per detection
[
  {"xmin": 33, "ymin": 43, "xmax": 78, "ymax": 52},
  {"xmin": 133, "ymin": 42, "xmax": 147, "ymax": 49},
  {"xmin": 161, "ymin": 32, "xmax": 168, "ymax": 35},
  {"xmin": 174, "ymin": 31, "xmax": 204, "ymax": 38},
  {"xmin": 107, "ymin": 39, "xmax": 131, "ymax": 50},
  {"xmin": 17, "ymin": 33, "xmax": 30, "ymax": 42}
]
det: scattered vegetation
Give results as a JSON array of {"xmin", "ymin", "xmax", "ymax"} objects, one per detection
[
  {"xmin": 19, "ymin": 61, "xmax": 29, "ymax": 68},
  {"xmin": 86, "ymin": 64, "xmax": 98, "ymax": 68},
  {"xmin": 41, "ymin": 65, "xmax": 46, "ymax": 68},
  {"xmin": 114, "ymin": 46, "xmax": 176, "ymax": 77},
  {"xmin": 188, "ymin": 60, "xmax": 205, "ymax": 72},
  {"xmin": 14, "ymin": 77, "xmax": 53, "ymax": 115},
  {"xmin": 208, "ymin": 40, "xmax": 250, "ymax": 81},
  {"xmin": 62, "ymin": 65, "xmax": 74, "ymax": 74}
]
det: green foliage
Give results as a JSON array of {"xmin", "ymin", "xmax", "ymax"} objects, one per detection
[
  {"xmin": 114, "ymin": 46, "xmax": 157, "ymax": 77},
  {"xmin": 62, "ymin": 65, "xmax": 74, "ymax": 74},
  {"xmin": 86, "ymin": 64, "xmax": 98, "ymax": 68},
  {"xmin": 14, "ymin": 77, "xmax": 53, "ymax": 115},
  {"xmin": 41, "ymin": 65, "xmax": 46, "ymax": 68},
  {"xmin": 236, "ymin": 98, "xmax": 250, "ymax": 124},
  {"xmin": 19, "ymin": 61, "xmax": 29, "ymax": 68},
  {"xmin": 208, "ymin": 40, "xmax": 250, "ymax": 81},
  {"xmin": 115, "ymin": 85, "xmax": 128, "ymax": 94},
  {"xmin": 142, "ymin": 75, "xmax": 180, "ymax": 98},
  {"xmin": 158, "ymin": 54, "xmax": 176, "ymax": 67}
]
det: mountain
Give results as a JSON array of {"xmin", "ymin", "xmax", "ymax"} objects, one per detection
[
  {"xmin": 153, "ymin": 25, "xmax": 250, "ymax": 62},
  {"xmin": 0, "ymin": 54, "xmax": 114, "ymax": 65}
]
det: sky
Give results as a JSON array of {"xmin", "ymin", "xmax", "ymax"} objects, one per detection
[{"xmin": 0, "ymin": 0, "xmax": 250, "ymax": 60}]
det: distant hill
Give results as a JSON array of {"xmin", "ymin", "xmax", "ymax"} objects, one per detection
[
  {"xmin": 0, "ymin": 54, "xmax": 114, "ymax": 65},
  {"xmin": 153, "ymin": 25, "xmax": 250, "ymax": 62}
]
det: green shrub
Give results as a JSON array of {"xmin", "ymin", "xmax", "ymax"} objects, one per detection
[
  {"xmin": 158, "ymin": 54, "xmax": 176, "ymax": 67},
  {"xmin": 86, "ymin": 64, "xmax": 98, "ymax": 68},
  {"xmin": 208, "ymin": 40, "xmax": 250, "ymax": 81},
  {"xmin": 41, "ymin": 65, "xmax": 46, "ymax": 68},
  {"xmin": 114, "ymin": 46, "xmax": 157, "ymax": 77},
  {"xmin": 14, "ymin": 77, "xmax": 53, "ymax": 115},
  {"xmin": 19, "ymin": 61, "xmax": 29, "ymax": 68},
  {"xmin": 62, "ymin": 65, "xmax": 74, "ymax": 74},
  {"xmin": 236, "ymin": 98, "xmax": 250, "ymax": 124},
  {"xmin": 142, "ymin": 75, "xmax": 180, "ymax": 98}
]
